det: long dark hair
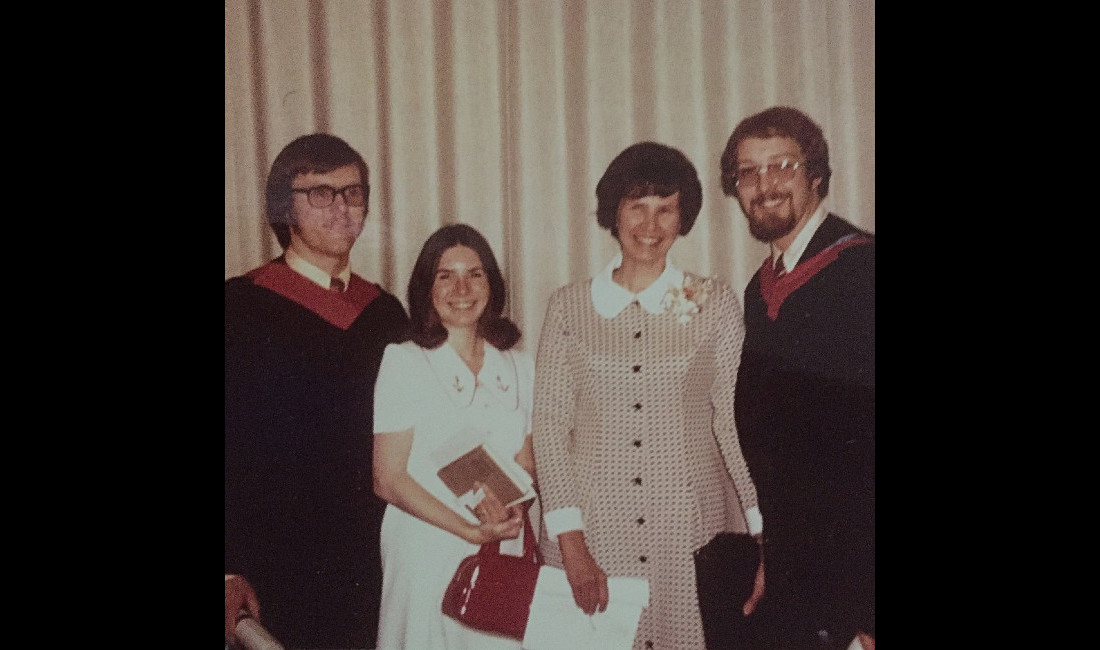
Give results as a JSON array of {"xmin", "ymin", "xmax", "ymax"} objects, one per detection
[{"xmin": 404, "ymin": 223, "xmax": 521, "ymax": 350}]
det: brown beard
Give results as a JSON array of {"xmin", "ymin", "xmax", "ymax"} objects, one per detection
[{"xmin": 746, "ymin": 195, "xmax": 798, "ymax": 243}]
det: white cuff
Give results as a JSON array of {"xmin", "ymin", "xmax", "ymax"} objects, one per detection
[
  {"xmin": 745, "ymin": 506, "xmax": 763, "ymax": 536},
  {"xmin": 543, "ymin": 506, "xmax": 584, "ymax": 538}
]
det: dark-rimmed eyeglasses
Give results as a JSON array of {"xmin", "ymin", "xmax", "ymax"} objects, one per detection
[
  {"xmin": 292, "ymin": 184, "xmax": 368, "ymax": 208},
  {"xmin": 728, "ymin": 160, "xmax": 803, "ymax": 189}
]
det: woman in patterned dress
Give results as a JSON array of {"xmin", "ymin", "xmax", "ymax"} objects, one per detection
[
  {"xmin": 373, "ymin": 223, "xmax": 535, "ymax": 649},
  {"xmin": 531, "ymin": 142, "xmax": 764, "ymax": 649}
]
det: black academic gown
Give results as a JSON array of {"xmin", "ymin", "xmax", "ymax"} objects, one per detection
[
  {"xmin": 735, "ymin": 214, "xmax": 875, "ymax": 648},
  {"xmin": 225, "ymin": 259, "xmax": 409, "ymax": 649}
]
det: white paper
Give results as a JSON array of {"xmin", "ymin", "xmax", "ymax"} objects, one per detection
[
  {"xmin": 456, "ymin": 485, "xmax": 487, "ymax": 510},
  {"xmin": 522, "ymin": 565, "xmax": 649, "ymax": 650}
]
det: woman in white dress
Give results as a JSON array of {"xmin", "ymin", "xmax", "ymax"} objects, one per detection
[{"xmin": 373, "ymin": 223, "xmax": 536, "ymax": 650}]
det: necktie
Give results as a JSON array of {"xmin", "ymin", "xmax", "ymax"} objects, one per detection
[
  {"xmin": 775, "ymin": 258, "xmax": 787, "ymax": 279},
  {"xmin": 329, "ymin": 277, "xmax": 345, "ymax": 292}
]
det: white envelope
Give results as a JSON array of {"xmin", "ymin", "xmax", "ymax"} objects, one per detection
[{"xmin": 522, "ymin": 565, "xmax": 649, "ymax": 650}]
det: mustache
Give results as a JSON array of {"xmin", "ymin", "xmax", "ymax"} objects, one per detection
[{"xmin": 752, "ymin": 192, "xmax": 790, "ymax": 208}]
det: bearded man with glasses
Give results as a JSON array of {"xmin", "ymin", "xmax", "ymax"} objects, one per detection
[
  {"xmin": 225, "ymin": 133, "xmax": 410, "ymax": 649},
  {"xmin": 720, "ymin": 107, "xmax": 875, "ymax": 650}
]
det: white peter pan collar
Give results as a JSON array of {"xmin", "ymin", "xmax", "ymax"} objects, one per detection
[
  {"xmin": 590, "ymin": 252, "xmax": 684, "ymax": 319},
  {"xmin": 421, "ymin": 342, "xmax": 520, "ymax": 409}
]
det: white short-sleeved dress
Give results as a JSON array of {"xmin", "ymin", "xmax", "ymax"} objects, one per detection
[{"xmin": 373, "ymin": 340, "xmax": 535, "ymax": 650}]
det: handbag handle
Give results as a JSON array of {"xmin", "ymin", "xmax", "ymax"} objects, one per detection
[{"xmin": 478, "ymin": 509, "xmax": 542, "ymax": 565}]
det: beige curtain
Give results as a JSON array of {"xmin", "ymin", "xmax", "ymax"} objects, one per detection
[{"xmin": 225, "ymin": 0, "xmax": 874, "ymax": 352}]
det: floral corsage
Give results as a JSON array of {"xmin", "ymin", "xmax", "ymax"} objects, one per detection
[{"xmin": 661, "ymin": 274, "xmax": 716, "ymax": 324}]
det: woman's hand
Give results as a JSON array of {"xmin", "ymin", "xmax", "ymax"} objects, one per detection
[
  {"xmin": 470, "ymin": 483, "xmax": 511, "ymax": 524},
  {"xmin": 468, "ymin": 486, "xmax": 523, "ymax": 543},
  {"xmin": 467, "ymin": 509, "xmax": 523, "ymax": 545},
  {"xmin": 557, "ymin": 530, "xmax": 608, "ymax": 615}
]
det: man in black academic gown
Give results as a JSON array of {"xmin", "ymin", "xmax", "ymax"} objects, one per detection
[
  {"xmin": 225, "ymin": 133, "xmax": 409, "ymax": 649},
  {"xmin": 721, "ymin": 107, "xmax": 875, "ymax": 650}
]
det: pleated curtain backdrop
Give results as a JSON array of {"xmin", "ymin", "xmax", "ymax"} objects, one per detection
[{"xmin": 225, "ymin": 0, "xmax": 874, "ymax": 353}]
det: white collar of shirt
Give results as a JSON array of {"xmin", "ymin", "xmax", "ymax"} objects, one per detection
[
  {"xmin": 421, "ymin": 342, "xmax": 520, "ymax": 409},
  {"xmin": 285, "ymin": 247, "xmax": 351, "ymax": 291},
  {"xmin": 773, "ymin": 203, "xmax": 827, "ymax": 271},
  {"xmin": 590, "ymin": 252, "xmax": 683, "ymax": 319}
]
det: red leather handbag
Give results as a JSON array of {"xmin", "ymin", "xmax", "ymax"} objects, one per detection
[{"xmin": 441, "ymin": 513, "xmax": 543, "ymax": 640}]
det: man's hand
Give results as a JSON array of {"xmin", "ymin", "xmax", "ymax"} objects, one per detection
[
  {"xmin": 857, "ymin": 631, "xmax": 875, "ymax": 650},
  {"xmin": 225, "ymin": 574, "xmax": 260, "ymax": 648},
  {"xmin": 742, "ymin": 554, "xmax": 766, "ymax": 616}
]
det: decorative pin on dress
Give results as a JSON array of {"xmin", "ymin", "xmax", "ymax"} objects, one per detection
[{"xmin": 660, "ymin": 273, "xmax": 716, "ymax": 324}]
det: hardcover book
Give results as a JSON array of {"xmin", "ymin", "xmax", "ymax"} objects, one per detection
[{"xmin": 433, "ymin": 429, "xmax": 535, "ymax": 508}]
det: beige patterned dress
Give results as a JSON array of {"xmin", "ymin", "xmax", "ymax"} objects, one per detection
[{"xmin": 532, "ymin": 263, "xmax": 760, "ymax": 650}]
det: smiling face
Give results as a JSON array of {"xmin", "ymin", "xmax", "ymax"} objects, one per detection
[
  {"xmin": 616, "ymin": 191, "xmax": 682, "ymax": 269},
  {"xmin": 287, "ymin": 163, "xmax": 366, "ymax": 267},
  {"xmin": 733, "ymin": 136, "xmax": 821, "ymax": 249},
  {"xmin": 432, "ymin": 244, "xmax": 490, "ymax": 332}
]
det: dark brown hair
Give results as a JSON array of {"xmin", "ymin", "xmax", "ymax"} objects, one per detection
[
  {"xmin": 719, "ymin": 106, "xmax": 831, "ymax": 199},
  {"xmin": 404, "ymin": 223, "xmax": 521, "ymax": 351},
  {"xmin": 596, "ymin": 142, "xmax": 702, "ymax": 239},
  {"xmin": 264, "ymin": 133, "xmax": 371, "ymax": 249}
]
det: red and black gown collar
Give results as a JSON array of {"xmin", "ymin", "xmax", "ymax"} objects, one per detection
[
  {"xmin": 759, "ymin": 234, "xmax": 871, "ymax": 321},
  {"xmin": 246, "ymin": 259, "xmax": 381, "ymax": 330}
]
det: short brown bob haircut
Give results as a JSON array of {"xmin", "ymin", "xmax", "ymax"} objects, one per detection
[{"xmin": 596, "ymin": 142, "xmax": 702, "ymax": 239}]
